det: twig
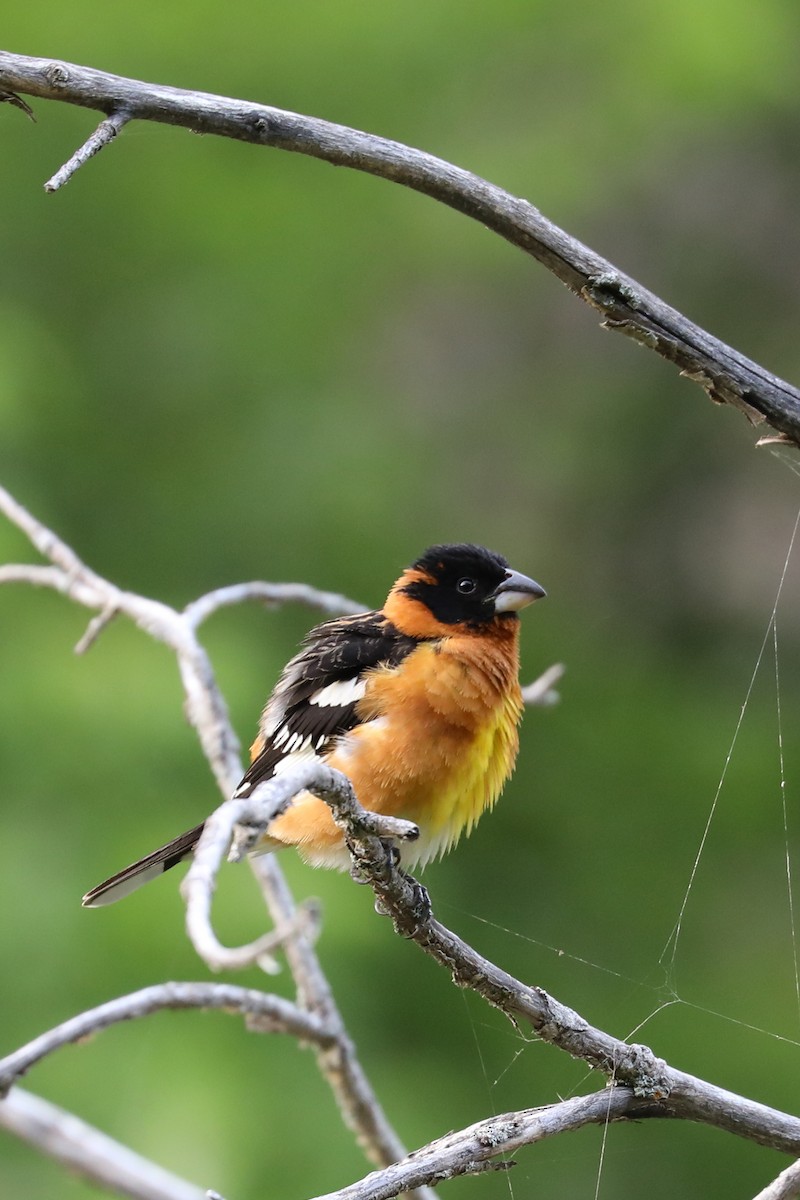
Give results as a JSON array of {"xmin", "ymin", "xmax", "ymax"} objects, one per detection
[
  {"xmin": 44, "ymin": 108, "xmax": 130, "ymax": 192},
  {"xmin": 521, "ymin": 661, "xmax": 564, "ymax": 706},
  {"xmin": 0, "ymin": 51, "xmax": 798, "ymax": 444},
  {"xmin": 184, "ymin": 581, "xmax": 362, "ymax": 629},
  {"xmin": 0, "ymin": 982, "xmax": 334, "ymax": 1096},
  {"xmin": 250, "ymin": 852, "xmax": 426, "ymax": 1179},
  {"xmin": 182, "ymin": 764, "xmax": 418, "ymax": 972},
  {"xmin": 313, "ymin": 1088, "xmax": 647, "ymax": 1200},
  {"xmin": 754, "ymin": 1160, "xmax": 800, "ymax": 1200},
  {"xmin": 0, "ymin": 1088, "xmax": 208, "ymax": 1200},
  {"xmin": 74, "ymin": 602, "xmax": 119, "ymax": 654}
]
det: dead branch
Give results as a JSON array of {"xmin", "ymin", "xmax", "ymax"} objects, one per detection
[
  {"xmin": 754, "ymin": 1160, "xmax": 800, "ymax": 1200},
  {"xmin": 183, "ymin": 582, "xmax": 363, "ymax": 629},
  {"xmin": 44, "ymin": 108, "xmax": 130, "ymax": 190},
  {"xmin": 0, "ymin": 1089, "xmax": 207, "ymax": 1200},
  {"xmin": 0, "ymin": 49, "xmax": 798, "ymax": 444},
  {"xmin": 185, "ymin": 754, "xmax": 800, "ymax": 1160},
  {"xmin": 0, "ymin": 482, "xmax": 433, "ymax": 1197},
  {"xmin": 0, "ymin": 982, "xmax": 335, "ymax": 1096},
  {"xmin": 313, "ymin": 1088, "xmax": 649, "ymax": 1200},
  {"xmin": 355, "ymin": 850, "xmax": 800, "ymax": 1155},
  {"xmin": 3, "ymin": 480, "xmax": 799, "ymax": 1196}
]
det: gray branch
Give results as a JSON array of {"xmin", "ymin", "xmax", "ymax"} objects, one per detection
[
  {"xmin": 181, "ymin": 749, "xmax": 800, "ymax": 1163},
  {"xmin": 0, "ymin": 49, "xmax": 798, "ymax": 444},
  {"xmin": 0, "ymin": 482, "xmax": 433, "ymax": 1200},
  {"xmin": 323, "ymin": 778, "xmax": 800, "ymax": 1158},
  {"xmin": 44, "ymin": 108, "xmax": 130, "ymax": 191},
  {"xmin": 3, "ymin": 479, "xmax": 799, "ymax": 1194},
  {"xmin": 754, "ymin": 1160, "xmax": 800, "ymax": 1200},
  {"xmin": 0, "ymin": 982, "xmax": 335, "ymax": 1096},
  {"xmin": 183, "ymin": 581, "xmax": 363, "ymax": 629},
  {"xmin": 0, "ymin": 1089, "xmax": 207, "ymax": 1200},
  {"xmin": 313, "ymin": 1089, "xmax": 650, "ymax": 1200},
  {"xmin": 182, "ymin": 764, "xmax": 418, "ymax": 972}
]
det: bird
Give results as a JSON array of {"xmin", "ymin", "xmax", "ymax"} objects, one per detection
[{"xmin": 82, "ymin": 543, "xmax": 545, "ymax": 907}]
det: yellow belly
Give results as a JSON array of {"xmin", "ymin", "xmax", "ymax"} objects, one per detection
[{"xmin": 263, "ymin": 636, "xmax": 523, "ymax": 869}]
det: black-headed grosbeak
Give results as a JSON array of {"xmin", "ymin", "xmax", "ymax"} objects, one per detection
[{"xmin": 83, "ymin": 544, "xmax": 545, "ymax": 906}]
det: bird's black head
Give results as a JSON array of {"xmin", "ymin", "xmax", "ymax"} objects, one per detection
[{"xmin": 398, "ymin": 543, "xmax": 545, "ymax": 629}]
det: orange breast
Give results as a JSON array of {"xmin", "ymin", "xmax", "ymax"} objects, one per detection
[{"xmin": 263, "ymin": 622, "xmax": 523, "ymax": 868}]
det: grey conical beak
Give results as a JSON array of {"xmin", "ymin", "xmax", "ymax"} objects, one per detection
[{"xmin": 492, "ymin": 569, "xmax": 546, "ymax": 613}]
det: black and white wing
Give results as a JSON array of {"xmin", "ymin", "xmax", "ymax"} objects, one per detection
[
  {"xmin": 82, "ymin": 610, "xmax": 418, "ymax": 906},
  {"xmin": 233, "ymin": 610, "xmax": 418, "ymax": 796}
]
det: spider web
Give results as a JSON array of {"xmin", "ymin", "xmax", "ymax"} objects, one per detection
[{"xmin": 453, "ymin": 470, "xmax": 800, "ymax": 1198}]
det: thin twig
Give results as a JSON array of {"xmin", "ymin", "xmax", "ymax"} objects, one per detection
[
  {"xmin": 44, "ymin": 108, "xmax": 130, "ymax": 192},
  {"xmin": 250, "ymin": 852, "xmax": 426, "ymax": 1178},
  {"xmin": 74, "ymin": 602, "xmax": 119, "ymax": 654},
  {"xmin": 0, "ymin": 982, "xmax": 335, "ymax": 1096},
  {"xmin": 521, "ymin": 661, "xmax": 564, "ymax": 706},
  {"xmin": 0, "ymin": 1089, "xmax": 208, "ymax": 1200},
  {"xmin": 184, "ymin": 580, "xmax": 362, "ymax": 629},
  {"xmin": 0, "ymin": 50, "xmax": 798, "ymax": 443}
]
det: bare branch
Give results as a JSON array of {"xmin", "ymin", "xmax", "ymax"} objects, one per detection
[
  {"xmin": 0, "ymin": 51, "xmax": 798, "ymax": 444},
  {"xmin": 312, "ymin": 1088, "xmax": 647, "ymax": 1200},
  {"xmin": 0, "ymin": 982, "xmax": 334, "ymax": 1096},
  {"xmin": 0, "ymin": 483, "xmax": 434, "ymax": 1195},
  {"xmin": 74, "ymin": 602, "xmax": 119, "ymax": 654},
  {"xmin": 4, "ymin": 479, "xmax": 799, "ymax": 1177},
  {"xmin": 184, "ymin": 580, "xmax": 363, "ymax": 629},
  {"xmin": 754, "ymin": 1160, "xmax": 800, "ymax": 1200},
  {"xmin": 44, "ymin": 108, "xmax": 130, "ymax": 192},
  {"xmin": 323, "ymin": 785, "xmax": 800, "ymax": 1157},
  {"xmin": 0, "ymin": 1089, "xmax": 207, "ymax": 1200},
  {"xmin": 0, "ymin": 483, "xmax": 104, "ymax": 581},
  {"xmin": 521, "ymin": 661, "xmax": 564, "ymax": 706},
  {"xmin": 247, "ymin": 855, "xmax": 427, "ymax": 1183},
  {"xmin": 0, "ymin": 484, "xmax": 241, "ymax": 792},
  {"xmin": 178, "ymin": 738, "xmax": 800, "ymax": 1161},
  {"xmin": 307, "ymin": 1048, "xmax": 625, "ymax": 1198},
  {"xmin": 183, "ymin": 764, "xmax": 417, "ymax": 972}
]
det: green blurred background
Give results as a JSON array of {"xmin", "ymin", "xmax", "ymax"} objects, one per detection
[{"xmin": 2, "ymin": 3, "xmax": 800, "ymax": 1197}]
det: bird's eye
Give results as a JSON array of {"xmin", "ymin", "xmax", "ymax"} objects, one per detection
[{"xmin": 456, "ymin": 577, "xmax": 477, "ymax": 594}]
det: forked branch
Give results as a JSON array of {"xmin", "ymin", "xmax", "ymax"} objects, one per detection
[
  {"xmin": 2, "ymin": 481, "xmax": 799, "ymax": 1200},
  {"xmin": 0, "ymin": 482, "xmax": 434, "ymax": 1200}
]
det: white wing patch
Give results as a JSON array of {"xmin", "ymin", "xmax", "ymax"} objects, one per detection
[
  {"xmin": 272, "ymin": 727, "xmax": 313, "ymax": 752},
  {"xmin": 309, "ymin": 677, "xmax": 367, "ymax": 708},
  {"xmin": 271, "ymin": 743, "xmax": 323, "ymax": 776}
]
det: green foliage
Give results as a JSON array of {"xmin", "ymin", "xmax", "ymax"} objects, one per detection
[{"xmin": 2, "ymin": 3, "xmax": 800, "ymax": 1197}]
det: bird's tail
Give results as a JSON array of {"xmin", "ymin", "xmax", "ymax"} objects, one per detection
[{"xmin": 81, "ymin": 822, "xmax": 206, "ymax": 907}]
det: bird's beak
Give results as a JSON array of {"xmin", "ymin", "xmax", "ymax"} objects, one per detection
[{"xmin": 492, "ymin": 569, "xmax": 546, "ymax": 613}]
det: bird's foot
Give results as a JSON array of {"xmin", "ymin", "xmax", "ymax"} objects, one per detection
[{"xmin": 399, "ymin": 871, "xmax": 432, "ymax": 925}]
